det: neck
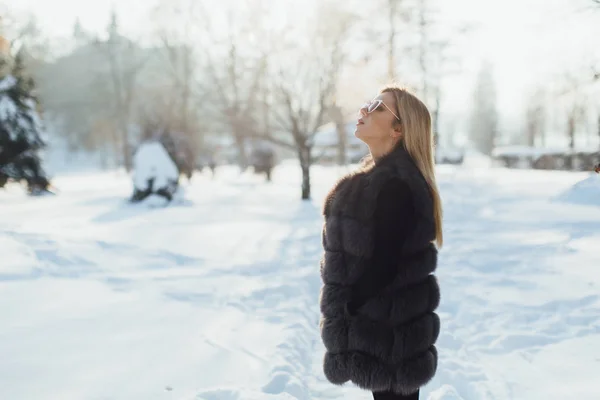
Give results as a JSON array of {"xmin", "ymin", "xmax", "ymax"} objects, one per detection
[{"xmin": 368, "ymin": 140, "xmax": 398, "ymax": 163}]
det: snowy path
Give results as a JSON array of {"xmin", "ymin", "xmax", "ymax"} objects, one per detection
[{"xmin": 1, "ymin": 164, "xmax": 600, "ymax": 399}]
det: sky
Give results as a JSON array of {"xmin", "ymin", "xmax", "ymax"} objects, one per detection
[{"xmin": 3, "ymin": 0, "xmax": 600, "ymax": 137}]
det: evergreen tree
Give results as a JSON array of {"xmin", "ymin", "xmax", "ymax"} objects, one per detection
[{"xmin": 0, "ymin": 51, "xmax": 51, "ymax": 194}]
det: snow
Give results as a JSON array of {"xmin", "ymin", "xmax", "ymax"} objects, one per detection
[
  {"xmin": 0, "ymin": 94, "xmax": 18, "ymax": 121},
  {"xmin": 0, "ymin": 74, "xmax": 46, "ymax": 143},
  {"xmin": 0, "ymin": 75, "xmax": 17, "ymax": 91},
  {"xmin": 132, "ymin": 141, "xmax": 179, "ymax": 190},
  {"xmin": 436, "ymin": 147, "xmax": 464, "ymax": 164},
  {"xmin": 554, "ymin": 174, "xmax": 600, "ymax": 207},
  {"xmin": 1, "ymin": 163, "xmax": 600, "ymax": 399},
  {"xmin": 459, "ymin": 148, "xmax": 493, "ymax": 168}
]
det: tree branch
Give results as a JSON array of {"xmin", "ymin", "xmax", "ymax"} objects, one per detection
[{"xmin": 246, "ymin": 129, "xmax": 296, "ymax": 150}]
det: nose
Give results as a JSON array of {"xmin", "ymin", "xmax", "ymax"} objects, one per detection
[{"xmin": 358, "ymin": 105, "xmax": 368, "ymax": 117}]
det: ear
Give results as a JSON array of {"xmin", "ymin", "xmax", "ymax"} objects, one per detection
[{"xmin": 390, "ymin": 125, "xmax": 402, "ymax": 139}]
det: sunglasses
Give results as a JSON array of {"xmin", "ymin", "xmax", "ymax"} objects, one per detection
[{"xmin": 362, "ymin": 99, "xmax": 401, "ymax": 122}]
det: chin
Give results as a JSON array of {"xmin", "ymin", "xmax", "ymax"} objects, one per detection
[
  {"xmin": 354, "ymin": 127, "xmax": 363, "ymax": 139},
  {"xmin": 354, "ymin": 129, "xmax": 367, "ymax": 144}
]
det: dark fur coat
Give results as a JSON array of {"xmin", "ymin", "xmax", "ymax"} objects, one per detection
[{"xmin": 319, "ymin": 144, "xmax": 440, "ymax": 395}]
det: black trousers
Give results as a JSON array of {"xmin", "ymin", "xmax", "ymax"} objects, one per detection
[{"xmin": 373, "ymin": 389, "xmax": 419, "ymax": 400}]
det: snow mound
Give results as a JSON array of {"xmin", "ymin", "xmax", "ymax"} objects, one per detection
[
  {"xmin": 133, "ymin": 141, "xmax": 179, "ymax": 190},
  {"xmin": 427, "ymin": 385, "xmax": 465, "ymax": 400},
  {"xmin": 554, "ymin": 174, "xmax": 600, "ymax": 206}
]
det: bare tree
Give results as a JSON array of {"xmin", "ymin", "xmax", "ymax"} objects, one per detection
[
  {"xmin": 184, "ymin": 0, "xmax": 273, "ymax": 170},
  {"xmin": 151, "ymin": 0, "xmax": 203, "ymax": 154},
  {"xmin": 93, "ymin": 10, "xmax": 150, "ymax": 171},
  {"xmin": 259, "ymin": 2, "xmax": 354, "ymax": 200},
  {"xmin": 554, "ymin": 68, "xmax": 597, "ymax": 156},
  {"xmin": 0, "ymin": 12, "xmax": 49, "ymax": 63},
  {"xmin": 378, "ymin": 0, "xmax": 471, "ymax": 148}
]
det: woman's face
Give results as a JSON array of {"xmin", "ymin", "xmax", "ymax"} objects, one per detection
[{"xmin": 354, "ymin": 92, "xmax": 401, "ymax": 144}]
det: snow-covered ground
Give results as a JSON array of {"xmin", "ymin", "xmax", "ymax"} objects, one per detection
[{"xmin": 1, "ymin": 162, "xmax": 600, "ymax": 400}]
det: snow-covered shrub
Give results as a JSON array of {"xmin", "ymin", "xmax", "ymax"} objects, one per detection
[{"xmin": 130, "ymin": 141, "xmax": 180, "ymax": 204}]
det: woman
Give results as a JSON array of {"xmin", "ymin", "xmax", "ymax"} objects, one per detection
[{"xmin": 319, "ymin": 85, "xmax": 443, "ymax": 400}]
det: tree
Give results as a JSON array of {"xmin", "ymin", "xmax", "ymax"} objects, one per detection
[
  {"xmin": 468, "ymin": 62, "xmax": 498, "ymax": 155},
  {"xmin": 93, "ymin": 10, "xmax": 150, "ymax": 171},
  {"xmin": 192, "ymin": 0, "xmax": 271, "ymax": 170},
  {"xmin": 0, "ymin": 51, "xmax": 51, "ymax": 194},
  {"xmin": 525, "ymin": 87, "xmax": 547, "ymax": 147},
  {"xmin": 151, "ymin": 0, "xmax": 202, "ymax": 156},
  {"xmin": 0, "ymin": 13, "xmax": 50, "ymax": 63},
  {"xmin": 259, "ymin": 2, "xmax": 353, "ymax": 199},
  {"xmin": 363, "ymin": 0, "xmax": 470, "ymax": 149},
  {"xmin": 564, "ymin": 99, "xmax": 586, "ymax": 169}
]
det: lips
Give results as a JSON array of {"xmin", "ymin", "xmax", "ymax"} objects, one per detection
[{"xmin": 357, "ymin": 118, "xmax": 364, "ymax": 125}]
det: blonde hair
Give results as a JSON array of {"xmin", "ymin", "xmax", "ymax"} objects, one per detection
[{"xmin": 381, "ymin": 85, "xmax": 444, "ymax": 249}]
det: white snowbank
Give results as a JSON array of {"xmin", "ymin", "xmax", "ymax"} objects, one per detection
[{"xmin": 554, "ymin": 174, "xmax": 600, "ymax": 206}]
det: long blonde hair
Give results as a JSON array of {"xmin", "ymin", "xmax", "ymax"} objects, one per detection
[{"xmin": 381, "ymin": 85, "xmax": 443, "ymax": 248}]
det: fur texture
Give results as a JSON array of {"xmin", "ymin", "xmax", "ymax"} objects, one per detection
[{"xmin": 319, "ymin": 145, "xmax": 440, "ymax": 395}]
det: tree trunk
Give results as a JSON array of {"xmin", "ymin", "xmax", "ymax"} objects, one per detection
[
  {"xmin": 233, "ymin": 129, "xmax": 248, "ymax": 170},
  {"xmin": 567, "ymin": 113, "xmax": 576, "ymax": 170},
  {"xmin": 119, "ymin": 115, "xmax": 132, "ymax": 172},
  {"xmin": 540, "ymin": 123, "xmax": 546, "ymax": 147},
  {"xmin": 526, "ymin": 119, "xmax": 535, "ymax": 147},
  {"xmin": 301, "ymin": 161, "xmax": 311, "ymax": 200},
  {"xmin": 488, "ymin": 126, "xmax": 497, "ymax": 156},
  {"xmin": 299, "ymin": 145, "xmax": 311, "ymax": 200}
]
